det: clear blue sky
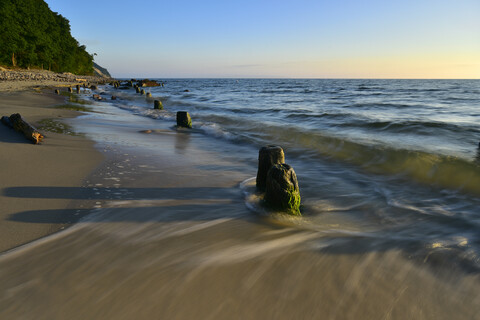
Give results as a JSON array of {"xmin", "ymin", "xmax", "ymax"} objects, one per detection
[{"xmin": 45, "ymin": 0, "xmax": 480, "ymax": 78}]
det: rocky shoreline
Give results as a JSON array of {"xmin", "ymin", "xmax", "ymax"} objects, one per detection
[{"xmin": 0, "ymin": 67, "xmax": 112, "ymax": 92}]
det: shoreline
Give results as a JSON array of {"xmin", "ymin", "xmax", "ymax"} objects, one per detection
[{"xmin": 0, "ymin": 88, "xmax": 104, "ymax": 252}]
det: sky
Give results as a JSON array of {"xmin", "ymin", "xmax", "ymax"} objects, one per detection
[{"xmin": 45, "ymin": 0, "xmax": 480, "ymax": 79}]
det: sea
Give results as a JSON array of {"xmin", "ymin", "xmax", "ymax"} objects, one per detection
[
  {"xmin": 99, "ymin": 78, "xmax": 480, "ymax": 270},
  {"xmin": 1, "ymin": 79, "xmax": 479, "ymax": 319}
]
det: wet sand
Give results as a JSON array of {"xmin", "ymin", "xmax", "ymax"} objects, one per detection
[{"xmin": 0, "ymin": 90, "xmax": 103, "ymax": 252}]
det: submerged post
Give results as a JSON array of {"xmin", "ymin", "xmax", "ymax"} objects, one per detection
[
  {"xmin": 146, "ymin": 92, "xmax": 152, "ymax": 98},
  {"xmin": 264, "ymin": 163, "xmax": 301, "ymax": 215},
  {"xmin": 76, "ymin": 85, "xmax": 80, "ymax": 93},
  {"xmin": 176, "ymin": 111, "xmax": 192, "ymax": 128},
  {"xmin": 256, "ymin": 146, "xmax": 285, "ymax": 191},
  {"xmin": 154, "ymin": 100, "xmax": 163, "ymax": 110}
]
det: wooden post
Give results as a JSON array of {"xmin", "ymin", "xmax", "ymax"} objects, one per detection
[
  {"xmin": 256, "ymin": 146, "xmax": 285, "ymax": 191},
  {"xmin": 264, "ymin": 163, "xmax": 301, "ymax": 215},
  {"xmin": 176, "ymin": 111, "xmax": 192, "ymax": 128},
  {"xmin": 154, "ymin": 100, "xmax": 163, "ymax": 110}
]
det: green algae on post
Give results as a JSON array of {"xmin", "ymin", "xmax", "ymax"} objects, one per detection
[
  {"xmin": 264, "ymin": 163, "xmax": 301, "ymax": 215},
  {"xmin": 154, "ymin": 100, "xmax": 163, "ymax": 110},
  {"xmin": 176, "ymin": 111, "xmax": 192, "ymax": 128}
]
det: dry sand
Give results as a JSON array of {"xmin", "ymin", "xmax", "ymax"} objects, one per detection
[{"xmin": 0, "ymin": 90, "xmax": 103, "ymax": 252}]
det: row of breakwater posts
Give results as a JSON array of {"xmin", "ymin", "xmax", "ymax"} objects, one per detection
[
  {"xmin": 53, "ymin": 79, "xmax": 193, "ymax": 129},
  {"xmin": 53, "ymin": 83, "xmax": 300, "ymax": 213}
]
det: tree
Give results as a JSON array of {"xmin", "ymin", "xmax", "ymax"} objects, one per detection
[{"xmin": 0, "ymin": 0, "xmax": 94, "ymax": 74}]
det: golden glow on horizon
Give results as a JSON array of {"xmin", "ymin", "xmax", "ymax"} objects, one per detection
[{"xmin": 261, "ymin": 54, "xmax": 480, "ymax": 79}]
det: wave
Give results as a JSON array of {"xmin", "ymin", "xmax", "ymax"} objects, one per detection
[
  {"xmin": 236, "ymin": 123, "xmax": 480, "ymax": 196},
  {"xmin": 336, "ymin": 119, "xmax": 480, "ymax": 135}
]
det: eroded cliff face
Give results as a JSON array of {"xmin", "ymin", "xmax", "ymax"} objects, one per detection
[{"xmin": 93, "ymin": 62, "xmax": 111, "ymax": 78}]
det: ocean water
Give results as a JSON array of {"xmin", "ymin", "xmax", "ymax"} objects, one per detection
[
  {"xmin": 1, "ymin": 79, "xmax": 480, "ymax": 319},
  {"xmin": 92, "ymin": 78, "xmax": 480, "ymax": 271}
]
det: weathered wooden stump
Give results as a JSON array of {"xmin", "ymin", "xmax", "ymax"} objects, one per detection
[
  {"xmin": 8, "ymin": 113, "xmax": 44, "ymax": 144},
  {"xmin": 54, "ymin": 89, "xmax": 60, "ymax": 95},
  {"xmin": 68, "ymin": 87, "xmax": 73, "ymax": 93},
  {"xmin": 154, "ymin": 100, "xmax": 163, "ymax": 110},
  {"xmin": 90, "ymin": 85, "xmax": 97, "ymax": 90},
  {"xmin": 256, "ymin": 146, "xmax": 285, "ymax": 191},
  {"xmin": 111, "ymin": 96, "xmax": 117, "ymax": 100},
  {"xmin": 264, "ymin": 163, "xmax": 301, "ymax": 215},
  {"xmin": 176, "ymin": 111, "xmax": 192, "ymax": 128},
  {"xmin": 76, "ymin": 85, "xmax": 80, "ymax": 93},
  {"xmin": 135, "ymin": 87, "xmax": 140, "ymax": 93},
  {"xmin": 146, "ymin": 92, "xmax": 152, "ymax": 98},
  {"xmin": 140, "ymin": 89, "xmax": 146, "ymax": 95}
]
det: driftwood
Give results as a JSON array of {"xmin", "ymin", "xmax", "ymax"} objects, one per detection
[
  {"xmin": 5, "ymin": 113, "xmax": 44, "ymax": 144},
  {"xmin": 1, "ymin": 116, "xmax": 13, "ymax": 128}
]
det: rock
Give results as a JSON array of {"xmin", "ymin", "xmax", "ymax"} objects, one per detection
[
  {"xmin": 264, "ymin": 164, "xmax": 301, "ymax": 215},
  {"xmin": 256, "ymin": 146, "xmax": 285, "ymax": 191},
  {"xmin": 93, "ymin": 94, "xmax": 102, "ymax": 100},
  {"xmin": 176, "ymin": 111, "xmax": 192, "ymax": 128},
  {"xmin": 154, "ymin": 100, "xmax": 163, "ymax": 110},
  {"xmin": 184, "ymin": 89, "xmax": 190, "ymax": 92},
  {"xmin": 137, "ymin": 79, "xmax": 160, "ymax": 87},
  {"xmin": 111, "ymin": 96, "xmax": 117, "ymax": 100}
]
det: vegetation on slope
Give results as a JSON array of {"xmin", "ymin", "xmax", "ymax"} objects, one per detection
[{"xmin": 0, "ymin": 0, "xmax": 94, "ymax": 75}]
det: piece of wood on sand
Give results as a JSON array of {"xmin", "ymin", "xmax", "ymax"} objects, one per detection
[{"xmin": 7, "ymin": 113, "xmax": 44, "ymax": 144}]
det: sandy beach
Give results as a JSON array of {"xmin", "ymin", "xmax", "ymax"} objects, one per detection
[{"xmin": 0, "ymin": 89, "xmax": 103, "ymax": 252}]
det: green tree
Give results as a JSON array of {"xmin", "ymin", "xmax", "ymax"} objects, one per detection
[{"xmin": 0, "ymin": 0, "xmax": 93, "ymax": 74}]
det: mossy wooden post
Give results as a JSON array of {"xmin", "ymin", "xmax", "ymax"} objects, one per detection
[
  {"xmin": 264, "ymin": 164, "xmax": 301, "ymax": 215},
  {"xmin": 146, "ymin": 92, "xmax": 152, "ymax": 98},
  {"xmin": 54, "ymin": 89, "xmax": 60, "ymax": 95},
  {"xmin": 76, "ymin": 85, "xmax": 80, "ymax": 93},
  {"xmin": 68, "ymin": 87, "xmax": 73, "ymax": 93},
  {"xmin": 154, "ymin": 100, "xmax": 163, "ymax": 110},
  {"xmin": 176, "ymin": 111, "xmax": 192, "ymax": 128},
  {"xmin": 135, "ymin": 87, "xmax": 140, "ymax": 93},
  {"xmin": 140, "ymin": 89, "xmax": 145, "ymax": 95},
  {"xmin": 256, "ymin": 146, "xmax": 285, "ymax": 191}
]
